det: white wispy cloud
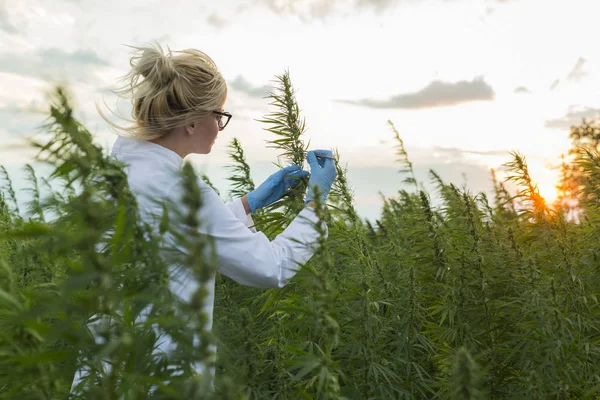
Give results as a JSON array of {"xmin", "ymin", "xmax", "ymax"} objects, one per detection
[
  {"xmin": 567, "ymin": 56, "xmax": 587, "ymax": 82},
  {"xmin": 258, "ymin": 0, "xmax": 514, "ymax": 19},
  {"xmin": 0, "ymin": 3, "xmax": 18, "ymax": 34},
  {"xmin": 207, "ymin": 13, "xmax": 229, "ymax": 28},
  {"xmin": 514, "ymin": 86, "xmax": 530, "ymax": 94}
]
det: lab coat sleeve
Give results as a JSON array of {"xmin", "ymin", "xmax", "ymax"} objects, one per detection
[
  {"xmin": 225, "ymin": 198, "xmax": 257, "ymax": 233},
  {"xmin": 194, "ymin": 180, "xmax": 326, "ymax": 288}
]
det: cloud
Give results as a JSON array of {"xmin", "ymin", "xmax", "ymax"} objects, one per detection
[
  {"xmin": 356, "ymin": 0, "xmax": 394, "ymax": 12},
  {"xmin": 0, "ymin": 104, "xmax": 48, "ymax": 165},
  {"xmin": 514, "ymin": 86, "xmax": 530, "ymax": 94},
  {"xmin": 0, "ymin": 103, "xmax": 47, "ymax": 138},
  {"xmin": 0, "ymin": 4, "xmax": 18, "ymax": 34},
  {"xmin": 432, "ymin": 146, "xmax": 514, "ymax": 157},
  {"xmin": 42, "ymin": 48, "xmax": 108, "ymax": 66},
  {"xmin": 259, "ymin": 0, "xmax": 413, "ymax": 19},
  {"xmin": 0, "ymin": 48, "xmax": 110, "ymax": 83},
  {"xmin": 545, "ymin": 106, "xmax": 600, "ymax": 130},
  {"xmin": 337, "ymin": 76, "xmax": 494, "ymax": 109},
  {"xmin": 207, "ymin": 13, "xmax": 228, "ymax": 28},
  {"xmin": 258, "ymin": 0, "xmax": 514, "ymax": 20},
  {"xmin": 261, "ymin": 0, "xmax": 347, "ymax": 19},
  {"xmin": 548, "ymin": 57, "xmax": 587, "ymax": 92},
  {"xmin": 229, "ymin": 75, "xmax": 272, "ymax": 98},
  {"xmin": 567, "ymin": 56, "xmax": 587, "ymax": 82}
]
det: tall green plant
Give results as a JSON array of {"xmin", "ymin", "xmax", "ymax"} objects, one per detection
[
  {"xmin": 388, "ymin": 120, "xmax": 418, "ymax": 191},
  {"xmin": 225, "ymin": 138, "xmax": 255, "ymax": 202},
  {"xmin": 257, "ymin": 70, "xmax": 309, "ymax": 216}
]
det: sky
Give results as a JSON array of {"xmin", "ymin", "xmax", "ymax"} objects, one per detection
[{"xmin": 0, "ymin": 0, "xmax": 598, "ymax": 221}]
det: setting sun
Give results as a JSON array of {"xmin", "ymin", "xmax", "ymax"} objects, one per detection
[
  {"xmin": 536, "ymin": 181, "xmax": 559, "ymax": 204},
  {"xmin": 522, "ymin": 161, "xmax": 562, "ymax": 205}
]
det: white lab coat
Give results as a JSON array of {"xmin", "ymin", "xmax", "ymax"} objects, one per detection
[{"xmin": 71, "ymin": 136, "xmax": 325, "ymax": 393}]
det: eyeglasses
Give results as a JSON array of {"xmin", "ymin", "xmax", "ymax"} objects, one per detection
[{"xmin": 213, "ymin": 111, "xmax": 232, "ymax": 131}]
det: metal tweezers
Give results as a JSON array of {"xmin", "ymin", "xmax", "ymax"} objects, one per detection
[{"xmin": 315, "ymin": 155, "xmax": 335, "ymax": 160}]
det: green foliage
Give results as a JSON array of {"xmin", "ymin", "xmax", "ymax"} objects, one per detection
[
  {"xmin": 225, "ymin": 138, "xmax": 255, "ymax": 202},
  {"xmin": 1, "ymin": 77, "xmax": 600, "ymax": 400},
  {"xmin": 201, "ymin": 174, "xmax": 221, "ymax": 198},
  {"xmin": 0, "ymin": 166, "xmax": 20, "ymax": 219},
  {"xmin": 0, "ymin": 87, "xmax": 231, "ymax": 399}
]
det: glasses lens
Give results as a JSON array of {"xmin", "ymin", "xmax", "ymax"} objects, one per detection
[
  {"xmin": 214, "ymin": 113, "xmax": 223, "ymax": 130},
  {"xmin": 221, "ymin": 113, "xmax": 230, "ymax": 130}
]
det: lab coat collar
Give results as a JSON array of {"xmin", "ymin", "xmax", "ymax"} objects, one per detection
[{"xmin": 112, "ymin": 136, "xmax": 184, "ymax": 170}]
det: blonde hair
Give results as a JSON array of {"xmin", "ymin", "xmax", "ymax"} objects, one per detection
[{"xmin": 100, "ymin": 42, "xmax": 227, "ymax": 140}]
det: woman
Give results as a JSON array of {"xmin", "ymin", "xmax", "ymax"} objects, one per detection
[{"xmin": 71, "ymin": 42, "xmax": 336, "ymax": 392}]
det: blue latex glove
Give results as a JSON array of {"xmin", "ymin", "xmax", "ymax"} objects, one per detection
[
  {"xmin": 304, "ymin": 150, "xmax": 337, "ymax": 205},
  {"xmin": 246, "ymin": 165, "xmax": 309, "ymax": 212}
]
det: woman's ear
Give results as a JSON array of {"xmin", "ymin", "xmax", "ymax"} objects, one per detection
[{"xmin": 185, "ymin": 122, "xmax": 195, "ymax": 136}]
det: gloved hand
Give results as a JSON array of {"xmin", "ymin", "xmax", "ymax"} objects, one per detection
[
  {"xmin": 246, "ymin": 165, "xmax": 309, "ymax": 213},
  {"xmin": 304, "ymin": 150, "xmax": 337, "ymax": 205}
]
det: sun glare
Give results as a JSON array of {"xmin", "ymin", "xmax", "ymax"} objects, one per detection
[{"xmin": 536, "ymin": 182, "xmax": 558, "ymax": 204}]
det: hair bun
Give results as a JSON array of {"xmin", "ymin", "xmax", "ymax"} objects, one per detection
[{"xmin": 133, "ymin": 43, "xmax": 177, "ymax": 88}]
